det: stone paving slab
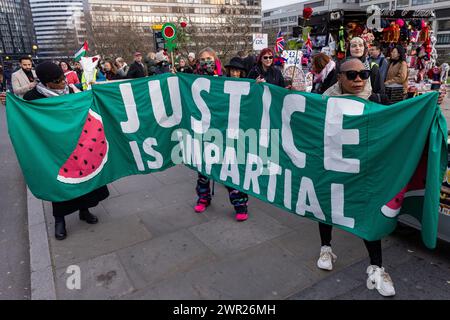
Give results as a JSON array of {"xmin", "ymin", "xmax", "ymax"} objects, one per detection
[
  {"xmin": 122, "ymin": 241, "xmax": 320, "ymax": 300},
  {"xmin": 188, "ymin": 209, "xmax": 292, "ymax": 256},
  {"xmin": 138, "ymin": 203, "xmax": 208, "ymax": 238},
  {"xmin": 48, "ymin": 214, "xmax": 152, "ymax": 268},
  {"xmin": 117, "ymin": 229, "xmax": 217, "ymax": 290},
  {"xmin": 112, "ymin": 173, "xmax": 164, "ymax": 195},
  {"xmin": 54, "ymin": 253, "xmax": 135, "ymax": 300},
  {"xmin": 100, "ymin": 189, "xmax": 163, "ymax": 219}
]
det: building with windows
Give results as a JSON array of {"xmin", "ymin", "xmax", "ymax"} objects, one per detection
[
  {"xmin": 262, "ymin": 0, "xmax": 360, "ymax": 37},
  {"xmin": 263, "ymin": 0, "xmax": 450, "ymax": 62},
  {"xmin": 29, "ymin": 0, "xmax": 86, "ymax": 60},
  {"xmin": 0, "ymin": 0, "xmax": 36, "ymax": 60},
  {"xmin": 83, "ymin": 0, "xmax": 262, "ymax": 59}
]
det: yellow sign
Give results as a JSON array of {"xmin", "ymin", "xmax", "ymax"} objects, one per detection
[{"xmin": 152, "ymin": 24, "xmax": 163, "ymax": 30}]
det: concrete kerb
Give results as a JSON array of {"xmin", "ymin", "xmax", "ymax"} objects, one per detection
[{"xmin": 27, "ymin": 187, "xmax": 57, "ymax": 300}]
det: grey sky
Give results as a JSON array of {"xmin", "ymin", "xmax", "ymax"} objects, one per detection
[{"xmin": 262, "ymin": 0, "xmax": 308, "ymax": 11}]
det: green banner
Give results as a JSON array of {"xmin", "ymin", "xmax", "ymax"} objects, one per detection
[{"xmin": 6, "ymin": 73, "xmax": 448, "ymax": 248}]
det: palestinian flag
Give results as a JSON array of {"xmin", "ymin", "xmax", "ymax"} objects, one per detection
[{"xmin": 74, "ymin": 41, "xmax": 88, "ymax": 61}]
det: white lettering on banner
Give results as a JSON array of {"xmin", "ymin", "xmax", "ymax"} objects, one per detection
[
  {"xmin": 191, "ymin": 77, "xmax": 211, "ymax": 134},
  {"xmin": 203, "ymin": 129, "xmax": 223, "ymax": 174},
  {"xmin": 324, "ymin": 98, "xmax": 364, "ymax": 174},
  {"xmin": 220, "ymin": 146, "xmax": 240, "ymax": 185},
  {"xmin": 129, "ymin": 141, "xmax": 145, "ymax": 171},
  {"xmin": 267, "ymin": 161, "xmax": 282, "ymax": 202},
  {"xmin": 259, "ymin": 85, "xmax": 272, "ymax": 148},
  {"xmin": 243, "ymin": 153, "xmax": 263, "ymax": 194},
  {"xmin": 149, "ymin": 77, "xmax": 182, "ymax": 128},
  {"xmin": 284, "ymin": 169, "xmax": 292, "ymax": 210},
  {"xmin": 143, "ymin": 137, "xmax": 164, "ymax": 170},
  {"xmin": 224, "ymin": 80, "xmax": 250, "ymax": 139},
  {"xmin": 331, "ymin": 183, "xmax": 354, "ymax": 228},
  {"xmin": 281, "ymin": 94, "xmax": 306, "ymax": 169},
  {"xmin": 119, "ymin": 83, "xmax": 140, "ymax": 133},
  {"xmin": 296, "ymin": 177, "xmax": 326, "ymax": 221}
]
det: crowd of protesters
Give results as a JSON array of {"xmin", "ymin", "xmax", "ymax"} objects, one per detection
[{"xmin": 2, "ymin": 41, "xmax": 448, "ymax": 299}]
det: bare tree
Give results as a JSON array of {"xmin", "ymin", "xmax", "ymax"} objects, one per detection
[{"xmin": 175, "ymin": 4, "xmax": 259, "ymax": 62}]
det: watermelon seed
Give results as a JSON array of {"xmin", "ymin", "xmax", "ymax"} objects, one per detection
[
  {"xmin": 101, "ymin": 141, "xmax": 105, "ymax": 144},
  {"xmin": 395, "ymin": 199, "xmax": 399, "ymax": 203},
  {"xmin": 84, "ymin": 130, "xmax": 88, "ymax": 133},
  {"xmin": 79, "ymin": 143, "xmax": 84, "ymax": 147},
  {"xmin": 63, "ymin": 168, "xmax": 68, "ymax": 173},
  {"xmin": 84, "ymin": 160, "xmax": 88, "ymax": 165},
  {"xmin": 88, "ymin": 118, "xmax": 91, "ymax": 121},
  {"xmin": 98, "ymin": 128, "xmax": 102, "ymax": 132},
  {"xmin": 79, "ymin": 171, "xmax": 83, "ymax": 176},
  {"xmin": 89, "ymin": 148, "xmax": 93, "ymax": 152},
  {"xmin": 100, "ymin": 153, "xmax": 103, "ymax": 156},
  {"xmin": 92, "ymin": 138, "xmax": 97, "ymax": 142},
  {"xmin": 74, "ymin": 156, "xmax": 78, "ymax": 160},
  {"xmin": 91, "ymin": 165, "xmax": 95, "ymax": 169}
]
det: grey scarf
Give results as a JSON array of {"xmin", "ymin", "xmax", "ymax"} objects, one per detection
[{"xmin": 36, "ymin": 82, "xmax": 69, "ymax": 97}]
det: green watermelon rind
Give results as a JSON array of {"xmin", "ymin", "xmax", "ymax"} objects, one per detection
[{"xmin": 57, "ymin": 110, "xmax": 109, "ymax": 184}]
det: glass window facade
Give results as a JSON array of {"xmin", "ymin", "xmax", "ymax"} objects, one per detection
[{"xmin": 0, "ymin": 0, "xmax": 36, "ymax": 57}]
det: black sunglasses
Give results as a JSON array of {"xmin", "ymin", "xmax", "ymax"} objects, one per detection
[
  {"xmin": 341, "ymin": 70, "xmax": 371, "ymax": 81},
  {"xmin": 262, "ymin": 56, "xmax": 274, "ymax": 60}
]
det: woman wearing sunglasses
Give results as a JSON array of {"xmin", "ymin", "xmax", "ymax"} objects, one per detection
[
  {"xmin": 247, "ymin": 48, "xmax": 285, "ymax": 87},
  {"xmin": 322, "ymin": 58, "xmax": 395, "ymax": 297}
]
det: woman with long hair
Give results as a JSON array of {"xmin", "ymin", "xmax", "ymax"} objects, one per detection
[
  {"xmin": 247, "ymin": 48, "xmax": 284, "ymax": 87},
  {"xmin": 59, "ymin": 61, "xmax": 80, "ymax": 86},
  {"xmin": 344, "ymin": 37, "xmax": 385, "ymax": 94},
  {"xmin": 311, "ymin": 53, "xmax": 337, "ymax": 94},
  {"xmin": 385, "ymin": 45, "xmax": 408, "ymax": 95},
  {"xmin": 103, "ymin": 60, "xmax": 122, "ymax": 80}
]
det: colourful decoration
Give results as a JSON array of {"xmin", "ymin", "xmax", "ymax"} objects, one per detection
[
  {"xmin": 303, "ymin": 7, "xmax": 313, "ymax": 20},
  {"xmin": 396, "ymin": 19, "xmax": 405, "ymax": 28}
]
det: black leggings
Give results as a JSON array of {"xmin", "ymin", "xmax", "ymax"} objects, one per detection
[{"xmin": 318, "ymin": 222, "xmax": 382, "ymax": 267}]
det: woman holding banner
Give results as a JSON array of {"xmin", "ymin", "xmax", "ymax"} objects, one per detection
[
  {"xmin": 23, "ymin": 61, "xmax": 109, "ymax": 240},
  {"xmin": 247, "ymin": 48, "xmax": 285, "ymax": 87},
  {"xmin": 191, "ymin": 49, "xmax": 248, "ymax": 221}
]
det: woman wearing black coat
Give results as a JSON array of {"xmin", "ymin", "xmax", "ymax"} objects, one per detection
[
  {"xmin": 247, "ymin": 48, "xmax": 285, "ymax": 87},
  {"xmin": 23, "ymin": 61, "xmax": 109, "ymax": 241}
]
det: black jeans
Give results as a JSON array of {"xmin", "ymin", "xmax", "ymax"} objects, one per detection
[{"xmin": 318, "ymin": 222, "xmax": 382, "ymax": 267}]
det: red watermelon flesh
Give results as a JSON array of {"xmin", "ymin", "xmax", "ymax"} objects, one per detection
[
  {"xmin": 381, "ymin": 151, "xmax": 427, "ymax": 218},
  {"xmin": 57, "ymin": 110, "xmax": 108, "ymax": 184}
]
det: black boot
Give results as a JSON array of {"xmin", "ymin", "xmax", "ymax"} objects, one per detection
[
  {"xmin": 79, "ymin": 209, "xmax": 98, "ymax": 224},
  {"xmin": 54, "ymin": 217, "xmax": 67, "ymax": 240}
]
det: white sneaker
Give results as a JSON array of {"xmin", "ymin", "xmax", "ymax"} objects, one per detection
[
  {"xmin": 317, "ymin": 246, "xmax": 337, "ymax": 271},
  {"xmin": 366, "ymin": 265, "xmax": 396, "ymax": 297}
]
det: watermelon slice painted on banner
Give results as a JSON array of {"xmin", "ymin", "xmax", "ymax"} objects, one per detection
[
  {"xmin": 57, "ymin": 109, "xmax": 108, "ymax": 184},
  {"xmin": 381, "ymin": 151, "xmax": 427, "ymax": 218}
]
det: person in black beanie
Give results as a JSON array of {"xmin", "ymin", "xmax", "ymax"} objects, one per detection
[{"xmin": 23, "ymin": 61, "xmax": 109, "ymax": 240}]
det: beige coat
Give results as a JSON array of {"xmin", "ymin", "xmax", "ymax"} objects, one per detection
[
  {"xmin": 385, "ymin": 61, "xmax": 408, "ymax": 94},
  {"xmin": 12, "ymin": 69, "xmax": 37, "ymax": 98}
]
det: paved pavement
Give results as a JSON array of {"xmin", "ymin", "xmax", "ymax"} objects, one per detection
[
  {"xmin": 3, "ymin": 93, "xmax": 450, "ymax": 300},
  {"xmin": 0, "ymin": 105, "xmax": 31, "ymax": 299}
]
